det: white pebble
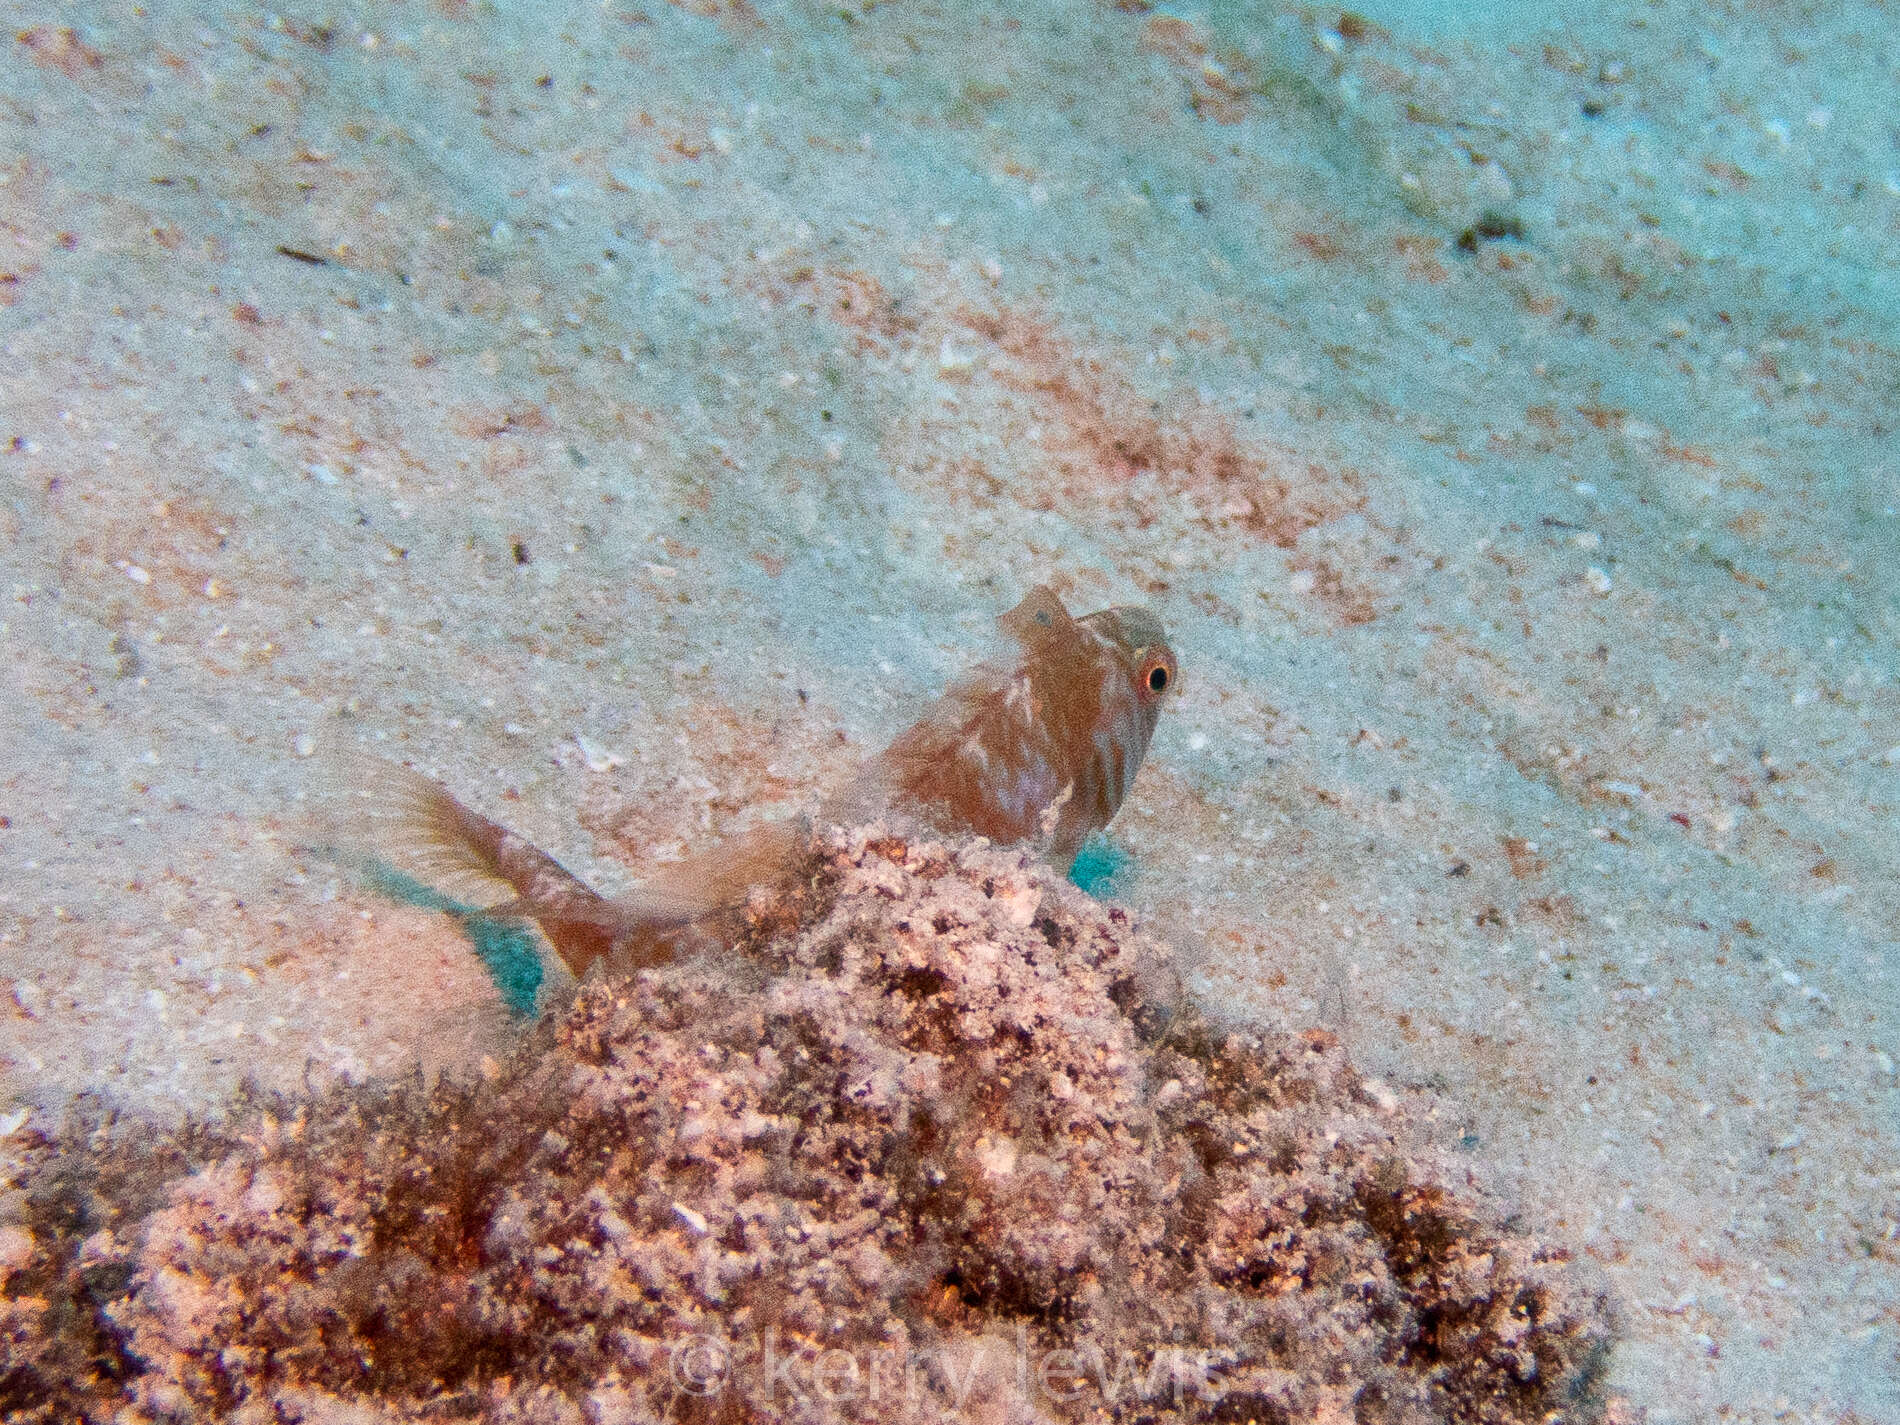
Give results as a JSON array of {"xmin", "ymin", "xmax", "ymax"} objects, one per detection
[
  {"xmin": 1584, "ymin": 566, "xmax": 1613, "ymax": 595},
  {"xmin": 574, "ymin": 734, "xmax": 624, "ymax": 772}
]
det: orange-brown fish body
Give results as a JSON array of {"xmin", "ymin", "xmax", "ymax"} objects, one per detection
[
  {"xmin": 366, "ymin": 586, "xmax": 1175, "ymax": 980},
  {"xmin": 866, "ymin": 587, "xmax": 1177, "ymax": 867}
]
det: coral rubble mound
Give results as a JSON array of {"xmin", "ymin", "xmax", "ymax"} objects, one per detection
[{"xmin": 1, "ymin": 828, "xmax": 1611, "ymax": 1423}]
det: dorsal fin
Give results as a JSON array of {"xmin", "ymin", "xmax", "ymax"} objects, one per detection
[{"xmin": 995, "ymin": 584, "xmax": 1079, "ymax": 650}]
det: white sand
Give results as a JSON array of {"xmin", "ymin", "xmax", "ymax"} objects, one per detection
[{"xmin": 2, "ymin": 2, "xmax": 1895, "ymax": 1419}]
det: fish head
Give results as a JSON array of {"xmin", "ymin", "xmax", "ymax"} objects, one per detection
[
  {"xmin": 996, "ymin": 589, "xmax": 1179, "ymax": 775},
  {"xmin": 1077, "ymin": 602, "xmax": 1178, "ymax": 741},
  {"xmin": 866, "ymin": 587, "xmax": 1179, "ymax": 863},
  {"xmin": 1009, "ymin": 598, "xmax": 1177, "ymax": 863}
]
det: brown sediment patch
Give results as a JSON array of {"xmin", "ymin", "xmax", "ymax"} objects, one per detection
[
  {"xmin": 952, "ymin": 303, "xmax": 1367, "ymax": 548},
  {"xmin": 446, "ymin": 402, "xmax": 552, "ymax": 441},
  {"xmin": 1289, "ymin": 554, "xmax": 1379, "ymax": 626},
  {"xmin": 1500, "ymin": 836, "xmax": 1548, "ymax": 880},
  {"xmin": 15, "ymin": 26, "xmax": 105, "ymax": 82},
  {"xmin": 1395, "ymin": 233, "xmax": 1450, "ymax": 283},
  {"xmin": 819, "ymin": 266, "xmax": 921, "ymax": 347},
  {"xmin": 51, "ymin": 484, "xmax": 246, "ymax": 618},
  {"xmin": 1139, "ymin": 14, "xmax": 1208, "ymax": 67},
  {"xmin": 736, "ymin": 252, "xmax": 1388, "ymax": 607},
  {"xmin": 1138, "ymin": 15, "xmax": 1257, "ymax": 124},
  {"xmin": 1292, "ymin": 229, "xmax": 1347, "ymax": 262},
  {"xmin": 665, "ymin": 0, "xmax": 765, "ymax": 34},
  {"xmin": 745, "ymin": 263, "xmax": 920, "ymax": 355},
  {"xmin": 736, "ymin": 256, "xmax": 1399, "ymax": 623},
  {"xmin": 2, "ymin": 829, "xmax": 1612, "ymax": 1424},
  {"xmin": 1518, "ymin": 892, "xmax": 1584, "ymax": 931}
]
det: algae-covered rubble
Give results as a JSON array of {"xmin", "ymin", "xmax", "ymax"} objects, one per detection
[{"xmin": 1, "ymin": 829, "xmax": 1611, "ymax": 1423}]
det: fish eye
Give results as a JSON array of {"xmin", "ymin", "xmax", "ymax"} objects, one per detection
[
  {"xmin": 1139, "ymin": 654, "xmax": 1173, "ymax": 697},
  {"xmin": 1147, "ymin": 665, "xmax": 1169, "ymax": 693}
]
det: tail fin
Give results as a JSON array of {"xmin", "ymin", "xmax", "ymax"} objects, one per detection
[
  {"xmin": 369, "ymin": 763, "xmax": 533, "ymax": 912},
  {"xmin": 346, "ymin": 762, "xmax": 627, "ymax": 977},
  {"xmin": 343, "ymin": 761, "xmax": 805, "ymax": 979}
]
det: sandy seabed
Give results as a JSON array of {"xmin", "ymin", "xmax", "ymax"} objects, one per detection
[{"xmin": 1, "ymin": 2, "xmax": 1896, "ymax": 1421}]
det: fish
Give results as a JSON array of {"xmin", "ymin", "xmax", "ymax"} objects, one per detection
[
  {"xmin": 352, "ymin": 585, "xmax": 1177, "ymax": 980},
  {"xmin": 854, "ymin": 585, "xmax": 1178, "ymax": 867}
]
